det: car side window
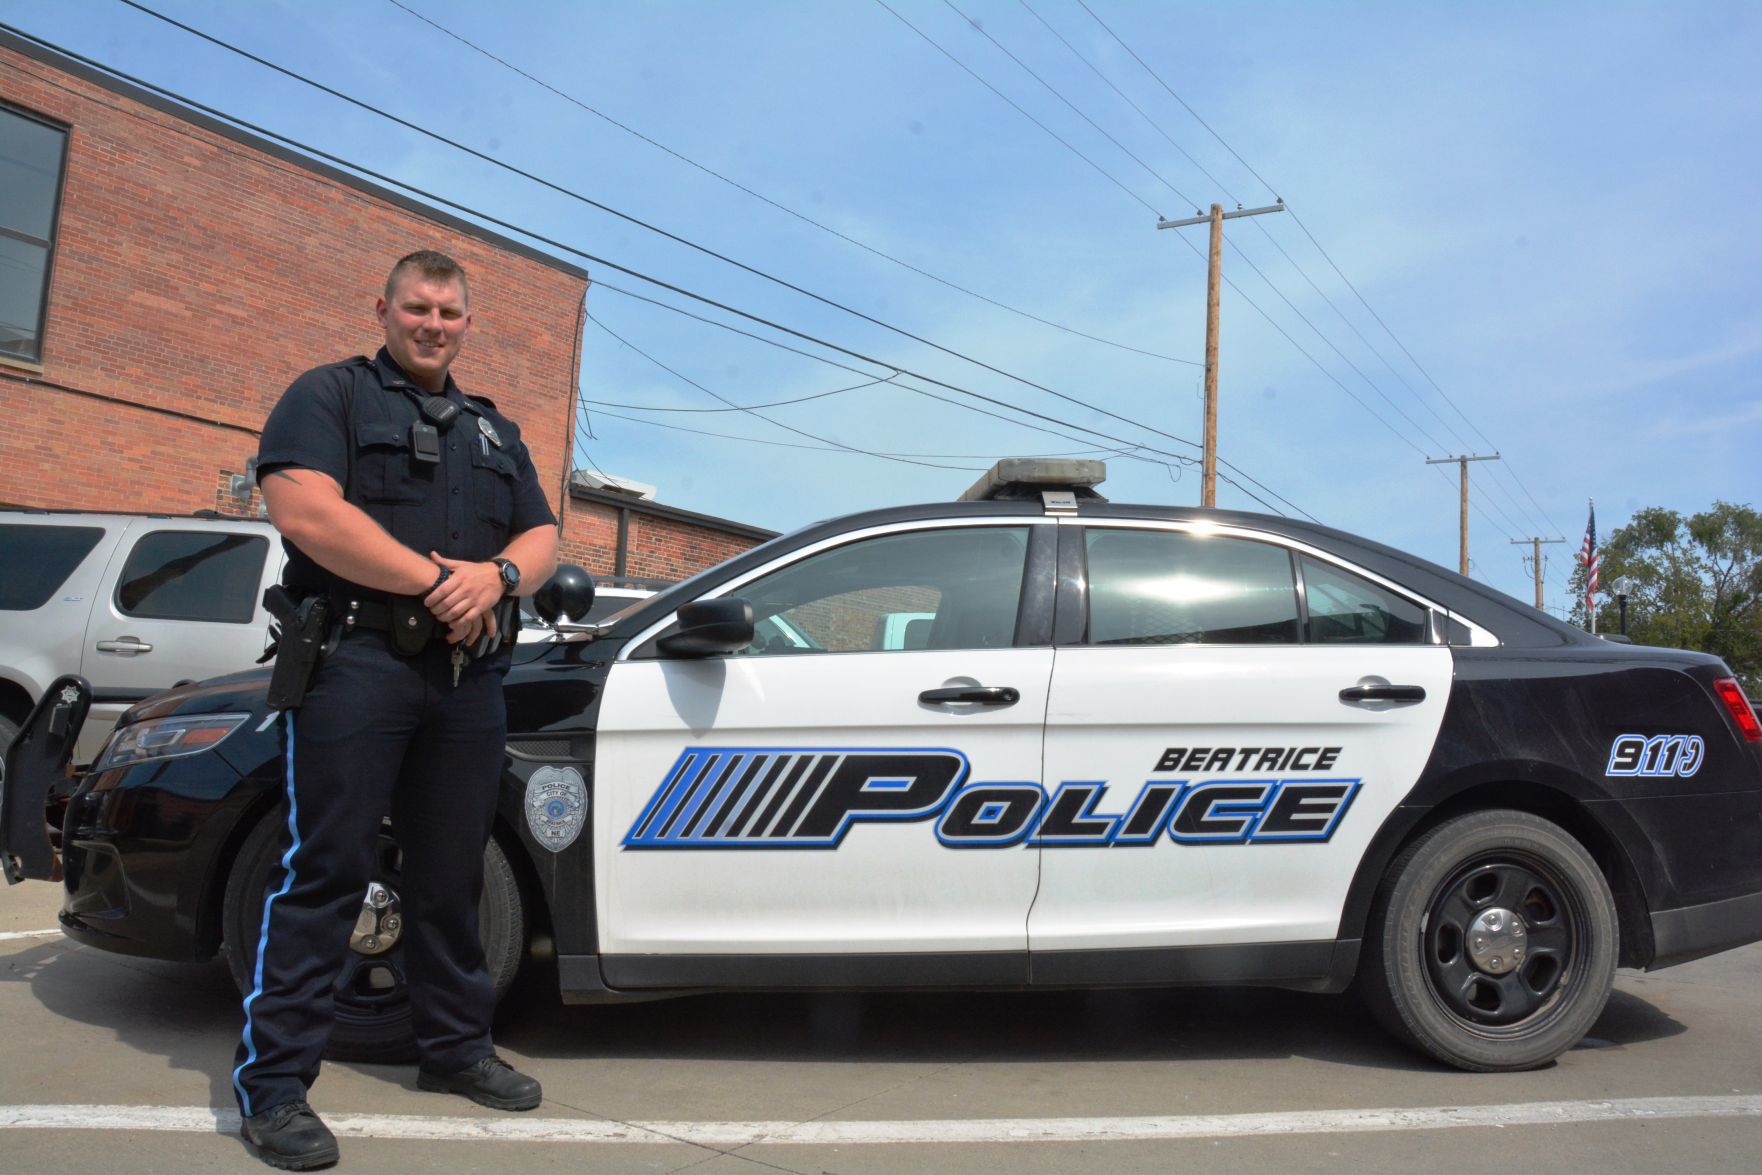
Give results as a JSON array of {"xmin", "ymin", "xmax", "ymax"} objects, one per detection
[
  {"xmin": 1301, "ymin": 555, "xmax": 1428, "ymax": 644},
  {"xmin": 1084, "ymin": 528, "xmax": 1300, "ymax": 645},
  {"xmin": 114, "ymin": 531, "xmax": 269, "ymax": 624},
  {"xmin": 728, "ymin": 526, "xmax": 1031, "ymax": 657},
  {"xmin": 0, "ymin": 523, "xmax": 104, "ymax": 611}
]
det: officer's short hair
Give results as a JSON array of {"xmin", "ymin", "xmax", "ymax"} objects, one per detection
[{"xmin": 386, "ymin": 250, "xmax": 469, "ymax": 306}]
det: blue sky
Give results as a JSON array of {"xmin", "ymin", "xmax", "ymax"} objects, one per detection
[{"xmin": 8, "ymin": 0, "xmax": 1759, "ymax": 612}]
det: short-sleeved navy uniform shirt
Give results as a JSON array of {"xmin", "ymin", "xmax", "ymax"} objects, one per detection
[{"xmin": 257, "ymin": 347, "xmax": 556, "ymax": 600}]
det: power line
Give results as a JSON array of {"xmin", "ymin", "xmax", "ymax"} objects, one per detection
[
  {"xmin": 1016, "ymin": 0, "xmax": 1238, "ymax": 201},
  {"xmin": 1222, "ymin": 231, "xmax": 1451, "ymax": 452},
  {"xmin": 111, "ymin": 0, "xmax": 1205, "ymax": 449},
  {"xmin": 587, "ymin": 310, "xmax": 974, "ymax": 472},
  {"xmin": 870, "ymin": 2, "xmax": 1448, "ymax": 483},
  {"xmin": 583, "ymin": 374, "xmax": 899, "ymax": 414},
  {"xmin": 591, "ymin": 281, "xmax": 1300, "ymax": 514},
  {"xmin": 1011, "ymin": 0, "xmax": 1555, "ymax": 538},
  {"xmin": 586, "ymin": 280, "xmax": 1308, "ymax": 519},
  {"xmin": 872, "ymin": 0, "xmax": 1162, "ymax": 217},
  {"xmin": 940, "ymin": 5, "xmax": 1521, "ymax": 525},
  {"xmin": 584, "ymin": 403, "xmax": 1133, "ymax": 465},
  {"xmin": 378, "ymin": 0, "xmax": 1196, "ymax": 366},
  {"xmin": 1076, "ymin": 0, "xmax": 1280, "ymax": 198},
  {"xmin": 10, "ymin": 18, "xmax": 1305, "ymax": 518},
  {"xmin": 1076, "ymin": 0, "xmax": 1567, "ymax": 540},
  {"xmin": 941, "ymin": 0, "xmax": 1195, "ymax": 207}
]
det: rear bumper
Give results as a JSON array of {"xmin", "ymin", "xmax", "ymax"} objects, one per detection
[{"xmin": 1647, "ymin": 889, "xmax": 1762, "ymax": 970}]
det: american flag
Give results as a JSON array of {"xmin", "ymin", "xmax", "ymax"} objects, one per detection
[{"xmin": 1579, "ymin": 500, "xmax": 1599, "ymax": 617}]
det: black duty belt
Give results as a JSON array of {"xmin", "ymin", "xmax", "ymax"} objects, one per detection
[{"xmin": 339, "ymin": 596, "xmax": 442, "ymax": 650}]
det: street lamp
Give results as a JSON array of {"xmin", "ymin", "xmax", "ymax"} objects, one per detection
[{"xmin": 1612, "ymin": 576, "xmax": 1635, "ymax": 636}]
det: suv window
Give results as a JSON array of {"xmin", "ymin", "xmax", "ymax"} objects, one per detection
[
  {"xmin": 1301, "ymin": 555, "xmax": 1429, "ymax": 644},
  {"xmin": 1085, "ymin": 528, "xmax": 1300, "ymax": 645},
  {"xmin": 0, "ymin": 523, "xmax": 104, "ymax": 610},
  {"xmin": 726, "ymin": 526, "xmax": 1030, "ymax": 657},
  {"xmin": 114, "ymin": 531, "xmax": 269, "ymax": 623}
]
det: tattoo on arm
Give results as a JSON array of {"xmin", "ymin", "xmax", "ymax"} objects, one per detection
[{"xmin": 267, "ymin": 469, "xmax": 304, "ymax": 485}]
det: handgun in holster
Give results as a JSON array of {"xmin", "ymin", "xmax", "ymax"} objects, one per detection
[{"xmin": 264, "ymin": 586, "xmax": 333, "ymax": 710}]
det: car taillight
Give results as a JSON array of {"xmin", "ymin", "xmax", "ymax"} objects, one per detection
[{"xmin": 1712, "ymin": 678, "xmax": 1762, "ymax": 742}]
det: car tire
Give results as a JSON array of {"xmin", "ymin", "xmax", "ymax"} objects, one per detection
[
  {"xmin": 1361, "ymin": 808, "xmax": 1617, "ymax": 1072},
  {"xmin": 222, "ymin": 809, "xmax": 526, "ymax": 1062}
]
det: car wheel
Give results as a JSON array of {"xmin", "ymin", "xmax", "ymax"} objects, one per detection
[
  {"xmin": 1362, "ymin": 808, "xmax": 1617, "ymax": 1072},
  {"xmin": 222, "ymin": 809, "xmax": 526, "ymax": 1062}
]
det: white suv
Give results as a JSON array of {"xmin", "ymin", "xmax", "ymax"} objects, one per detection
[{"xmin": 0, "ymin": 511, "xmax": 285, "ymax": 764}]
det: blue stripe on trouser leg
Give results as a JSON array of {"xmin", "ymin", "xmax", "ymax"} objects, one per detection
[{"xmin": 232, "ymin": 710, "xmax": 301, "ymax": 1119}]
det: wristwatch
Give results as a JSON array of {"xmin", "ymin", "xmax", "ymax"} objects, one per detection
[{"xmin": 491, "ymin": 557, "xmax": 520, "ymax": 595}]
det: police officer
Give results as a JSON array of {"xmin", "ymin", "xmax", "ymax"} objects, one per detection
[{"xmin": 236, "ymin": 250, "xmax": 558, "ymax": 1170}]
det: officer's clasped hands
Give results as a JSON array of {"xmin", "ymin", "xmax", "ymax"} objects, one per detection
[{"xmin": 424, "ymin": 551, "xmax": 505, "ymax": 645}]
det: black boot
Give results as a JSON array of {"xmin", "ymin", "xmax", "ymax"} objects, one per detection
[
  {"xmin": 417, "ymin": 1055, "xmax": 542, "ymax": 1111},
  {"xmin": 239, "ymin": 1101, "xmax": 339, "ymax": 1170}
]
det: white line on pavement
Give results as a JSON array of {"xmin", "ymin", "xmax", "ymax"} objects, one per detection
[
  {"xmin": 0, "ymin": 929, "xmax": 61, "ymax": 941},
  {"xmin": 2, "ymin": 1095, "xmax": 1761, "ymax": 1147}
]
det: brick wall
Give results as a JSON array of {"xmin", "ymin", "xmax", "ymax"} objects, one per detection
[
  {"xmin": 558, "ymin": 494, "xmax": 771, "ymax": 583},
  {"xmin": 0, "ymin": 41, "xmax": 586, "ymax": 519}
]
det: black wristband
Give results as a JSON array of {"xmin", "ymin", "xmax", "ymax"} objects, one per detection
[{"xmin": 426, "ymin": 564, "xmax": 452, "ymax": 595}]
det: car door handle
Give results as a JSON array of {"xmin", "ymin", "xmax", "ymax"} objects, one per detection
[
  {"xmin": 95, "ymin": 638, "xmax": 154, "ymax": 655},
  {"xmin": 1339, "ymin": 683, "xmax": 1426, "ymax": 704},
  {"xmin": 919, "ymin": 685, "xmax": 1020, "ymax": 706}
]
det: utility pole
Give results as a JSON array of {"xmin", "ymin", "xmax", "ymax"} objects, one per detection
[
  {"xmin": 1510, "ymin": 536, "xmax": 1566, "ymax": 610},
  {"xmin": 1158, "ymin": 201, "xmax": 1285, "ymax": 507},
  {"xmin": 1425, "ymin": 454, "xmax": 1501, "ymax": 575}
]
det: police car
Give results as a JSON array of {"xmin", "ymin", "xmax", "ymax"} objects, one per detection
[{"xmin": 6, "ymin": 460, "xmax": 1762, "ymax": 1074}]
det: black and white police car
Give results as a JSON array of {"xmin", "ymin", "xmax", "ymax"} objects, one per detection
[{"xmin": 6, "ymin": 459, "xmax": 1762, "ymax": 1073}]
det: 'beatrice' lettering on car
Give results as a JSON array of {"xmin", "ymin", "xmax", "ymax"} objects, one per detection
[{"xmin": 622, "ymin": 748, "xmax": 1359, "ymax": 850}]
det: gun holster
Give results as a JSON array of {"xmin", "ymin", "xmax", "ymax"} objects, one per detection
[{"xmin": 264, "ymin": 588, "xmax": 333, "ymax": 710}]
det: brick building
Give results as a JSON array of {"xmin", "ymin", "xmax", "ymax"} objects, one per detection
[{"xmin": 0, "ymin": 28, "xmax": 768, "ymax": 586}]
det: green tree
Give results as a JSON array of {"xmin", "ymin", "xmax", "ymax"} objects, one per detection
[{"xmin": 1571, "ymin": 502, "xmax": 1762, "ymax": 690}]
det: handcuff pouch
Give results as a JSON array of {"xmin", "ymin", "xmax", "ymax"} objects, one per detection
[{"xmin": 389, "ymin": 597, "xmax": 434, "ymax": 655}]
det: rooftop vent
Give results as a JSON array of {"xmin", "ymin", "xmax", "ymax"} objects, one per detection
[{"xmin": 570, "ymin": 469, "xmax": 658, "ymax": 501}]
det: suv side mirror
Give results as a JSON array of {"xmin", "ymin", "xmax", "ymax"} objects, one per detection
[
  {"xmin": 533, "ymin": 564, "xmax": 595, "ymax": 624},
  {"xmin": 657, "ymin": 598, "xmax": 755, "ymax": 658}
]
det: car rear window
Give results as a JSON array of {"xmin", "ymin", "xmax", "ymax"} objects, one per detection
[
  {"xmin": 0, "ymin": 523, "xmax": 104, "ymax": 610},
  {"xmin": 1301, "ymin": 555, "xmax": 1429, "ymax": 644}
]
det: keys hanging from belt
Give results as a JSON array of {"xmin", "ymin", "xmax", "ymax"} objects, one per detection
[{"xmin": 451, "ymin": 645, "xmax": 465, "ymax": 688}]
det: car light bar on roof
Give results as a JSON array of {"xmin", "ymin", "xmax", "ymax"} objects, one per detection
[{"xmin": 959, "ymin": 458, "xmax": 1108, "ymax": 507}]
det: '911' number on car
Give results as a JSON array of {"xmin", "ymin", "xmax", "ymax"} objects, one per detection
[{"xmin": 1606, "ymin": 733, "xmax": 1704, "ymax": 777}]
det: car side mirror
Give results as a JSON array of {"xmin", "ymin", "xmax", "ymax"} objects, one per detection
[
  {"xmin": 532, "ymin": 564, "xmax": 595, "ymax": 625},
  {"xmin": 657, "ymin": 598, "xmax": 755, "ymax": 658}
]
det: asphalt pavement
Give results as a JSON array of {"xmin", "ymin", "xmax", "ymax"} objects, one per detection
[{"xmin": 4, "ymin": 879, "xmax": 1760, "ymax": 1173}]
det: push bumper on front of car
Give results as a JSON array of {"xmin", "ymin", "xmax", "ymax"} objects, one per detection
[{"xmin": 1, "ymin": 673, "xmax": 90, "ymax": 885}]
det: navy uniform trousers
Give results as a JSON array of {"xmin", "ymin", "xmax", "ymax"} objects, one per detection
[{"xmin": 232, "ymin": 628, "xmax": 507, "ymax": 1117}]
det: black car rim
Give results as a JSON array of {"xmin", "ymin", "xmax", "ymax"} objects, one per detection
[{"xmin": 1421, "ymin": 853, "xmax": 1583, "ymax": 1030}]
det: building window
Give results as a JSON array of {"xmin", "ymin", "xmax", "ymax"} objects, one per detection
[{"xmin": 0, "ymin": 104, "xmax": 69, "ymax": 364}]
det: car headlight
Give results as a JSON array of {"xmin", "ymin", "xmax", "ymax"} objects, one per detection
[{"xmin": 94, "ymin": 713, "xmax": 251, "ymax": 771}]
